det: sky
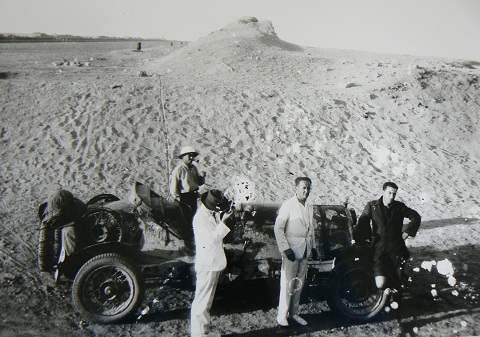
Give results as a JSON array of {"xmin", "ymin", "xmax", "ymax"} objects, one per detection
[{"xmin": 1, "ymin": 0, "xmax": 479, "ymax": 61}]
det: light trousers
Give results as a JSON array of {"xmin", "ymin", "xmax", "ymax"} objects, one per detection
[
  {"xmin": 277, "ymin": 256, "xmax": 309, "ymax": 321},
  {"xmin": 191, "ymin": 270, "xmax": 221, "ymax": 337}
]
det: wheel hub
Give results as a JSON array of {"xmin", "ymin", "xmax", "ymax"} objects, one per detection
[
  {"xmin": 346, "ymin": 280, "xmax": 370, "ymax": 302},
  {"xmin": 101, "ymin": 281, "xmax": 120, "ymax": 300}
]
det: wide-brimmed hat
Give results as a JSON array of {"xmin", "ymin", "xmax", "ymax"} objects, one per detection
[
  {"xmin": 178, "ymin": 146, "xmax": 199, "ymax": 159},
  {"xmin": 201, "ymin": 190, "xmax": 230, "ymax": 211}
]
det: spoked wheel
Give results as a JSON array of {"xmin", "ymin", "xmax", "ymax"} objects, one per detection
[
  {"xmin": 326, "ymin": 263, "xmax": 388, "ymax": 321},
  {"xmin": 73, "ymin": 253, "xmax": 144, "ymax": 323}
]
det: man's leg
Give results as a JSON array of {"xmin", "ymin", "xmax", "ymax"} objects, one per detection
[
  {"xmin": 180, "ymin": 192, "xmax": 199, "ymax": 216},
  {"xmin": 59, "ymin": 225, "xmax": 76, "ymax": 263},
  {"xmin": 375, "ymin": 258, "xmax": 405, "ymax": 317},
  {"xmin": 180, "ymin": 192, "xmax": 199, "ymax": 249},
  {"xmin": 375, "ymin": 275, "xmax": 387, "ymax": 289},
  {"xmin": 374, "ymin": 258, "xmax": 388, "ymax": 290},
  {"xmin": 191, "ymin": 271, "xmax": 220, "ymax": 337},
  {"xmin": 289, "ymin": 257, "xmax": 309, "ymax": 318},
  {"xmin": 277, "ymin": 257, "xmax": 299, "ymax": 325}
]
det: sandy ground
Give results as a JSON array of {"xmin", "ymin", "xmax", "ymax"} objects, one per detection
[{"xmin": 0, "ymin": 17, "xmax": 479, "ymax": 336}]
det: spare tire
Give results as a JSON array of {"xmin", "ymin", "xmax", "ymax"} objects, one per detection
[
  {"xmin": 38, "ymin": 222, "xmax": 58, "ymax": 272},
  {"xmin": 77, "ymin": 209, "xmax": 142, "ymax": 247}
]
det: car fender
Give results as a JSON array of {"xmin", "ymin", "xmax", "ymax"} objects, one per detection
[
  {"xmin": 58, "ymin": 242, "xmax": 140, "ymax": 280},
  {"xmin": 329, "ymin": 245, "xmax": 374, "ymax": 269}
]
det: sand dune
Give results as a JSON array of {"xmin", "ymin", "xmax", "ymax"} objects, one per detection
[
  {"xmin": 1, "ymin": 15, "xmax": 479, "ymax": 255},
  {"xmin": 0, "ymin": 17, "xmax": 479, "ymax": 336}
]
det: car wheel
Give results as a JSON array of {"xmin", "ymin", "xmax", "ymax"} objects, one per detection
[
  {"xmin": 73, "ymin": 253, "xmax": 144, "ymax": 323},
  {"xmin": 326, "ymin": 262, "xmax": 387, "ymax": 321}
]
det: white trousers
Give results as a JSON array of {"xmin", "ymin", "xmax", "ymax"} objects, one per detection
[
  {"xmin": 277, "ymin": 256, "xmax": 309, "ymax": 321},
  {"xmin": 191, "ymin": 270, "xmax": 221, "ymax": 337}
]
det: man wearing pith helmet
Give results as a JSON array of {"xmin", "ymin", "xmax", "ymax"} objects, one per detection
[{"xmin": 170, "ymin": 146, "xmax": 206, "ymax": 216}]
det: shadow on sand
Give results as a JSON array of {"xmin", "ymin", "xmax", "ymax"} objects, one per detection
[
  {"xmin": 137, "ymin": 242, "xmax": 479, "ymax": 336},
  {"xmin": 420, "ymin": 217, "xmax": 478, "ymax": 230}
]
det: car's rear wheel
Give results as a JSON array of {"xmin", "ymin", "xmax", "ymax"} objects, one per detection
[
  {"xmin": 73, "ymin": 253, "xmax": 144, "ymax": 323},
  {"xmin": 326, "ymin": 262, "xmax": 387, "ymax": 321}
]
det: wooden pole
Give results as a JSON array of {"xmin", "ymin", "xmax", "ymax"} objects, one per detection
[{"xmin": 158, "ymin": 76, "xmax": 171, "ymax": 189}]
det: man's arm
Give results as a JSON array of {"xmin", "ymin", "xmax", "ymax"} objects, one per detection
[
  {"xmin": 169, "ymin": 167, "xmax": 181, "ymax": 201},
  {"xmin": 274, "ymin": 203, "xmax": 291, "ymax": 253},
  {"xmin": 353, "ymin": 202, "xmax": 373, "ymax": 244},
  {"xmin": 402, "ymin": 205, "xmax": 421, "ymax": 238},
  {"xmin": 193, "ymin": 212, "xmax": 231, "ymax": 246},
  {"xmin": 193, "ymin": 165, "xmax": 206, "ymax": 187}
]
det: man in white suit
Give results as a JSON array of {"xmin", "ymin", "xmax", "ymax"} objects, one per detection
[
  {"xmin": 274, "ymin": 176, "xmax": 315, "ymax": 327},
  {"xmin": 190, "ymin": 189, "xmax": 232, "ymax": 337}
]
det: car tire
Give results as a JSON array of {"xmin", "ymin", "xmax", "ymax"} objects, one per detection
[
  {"xmin": 326, "ymin": 262, "xmax": 388, "ymax": 321},
  {"xmin": 38, "ymin": 222, "xmax": 57, "ymax": 271},
  {"xmin": 72, "ymin": 253, "xmax": 144, "ymax": 323}
]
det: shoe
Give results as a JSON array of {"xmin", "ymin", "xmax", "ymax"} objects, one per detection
[
  {"xmin": 289, "ymin": 314, "xmax": 308, "ymax": 326},
  {"xmin": 277, "ymin": 318, "xmax": 289, "ymax": 327},
  {"xmin": 204, "ymin": 332, "xmax": 221, "ymax": 337}
]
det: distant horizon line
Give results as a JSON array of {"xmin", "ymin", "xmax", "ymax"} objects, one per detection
[{"xmin": 0, "ymin": 32, "xmax": 186, "ymax": 42}]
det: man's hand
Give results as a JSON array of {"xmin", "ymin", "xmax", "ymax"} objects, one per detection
[
  {"xmin": 200, "ymin": 171, "xmax": 206, "ymax": 178},
  {"xmin": 311, "ymin": 248, "xmax": 319, "ymax": 261},
  {"xmin": 220, "ymin": 210, "xmax": 233, "ymax": 222},
  {"xmin": 284, "ymin": 248, "xmax": 296, "ymax": 262},
  {"xmin": 402, "ymin": 232, "xmax": 410, "ymax": 240}
]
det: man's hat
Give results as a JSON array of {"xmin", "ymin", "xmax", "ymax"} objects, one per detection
[
  {"xmin": 201, "ymin": 190, "xmax": 230, "ymax": 211},
  {"xmin": 178, "ymin": 146, "xmax": 199, "ymax": 159}
]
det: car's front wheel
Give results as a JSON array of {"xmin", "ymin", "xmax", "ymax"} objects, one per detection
[
  {"xmin": 326, "ymin": 262, "xmax": 387, "ymax": 321},
  {"xmin": 72, "ymin": 253, "xmax": 144, "ymax": 323}
]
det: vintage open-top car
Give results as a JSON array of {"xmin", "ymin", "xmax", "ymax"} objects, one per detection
[{"xmin": 37, "ymin": 182, "xmax": 389, "ymax": 324}]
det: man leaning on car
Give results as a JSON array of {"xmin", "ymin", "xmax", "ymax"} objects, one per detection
[{"xmin": 353, "ymin": 181, "xmax": 421, "ymax": 313}]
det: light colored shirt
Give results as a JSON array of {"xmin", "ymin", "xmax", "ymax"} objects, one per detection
[
  {"xmin": 193, "ymin": 204, "xmax": 231, "ymax": 272},
  {"xmin": 274, "ymin": 195, "xmax": 314, "ymax": 259},
  {"xmin": 169, "ymin": 162, "xmax": 205, "ymax": 200}
]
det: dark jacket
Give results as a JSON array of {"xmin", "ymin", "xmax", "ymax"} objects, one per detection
[{"xmin": 354, "ymin": 197, "xmax": 421, "ymax": 263}]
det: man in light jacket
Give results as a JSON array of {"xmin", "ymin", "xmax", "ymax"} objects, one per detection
[
  {"xmin": 274, "ymin": 176, "xmax": 316, "ymax": 327},
  {"xmin": 190, "ymin": 190, "xmax": 232, "ymax": 337}
]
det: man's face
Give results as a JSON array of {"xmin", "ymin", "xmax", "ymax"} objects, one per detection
[
  {"xmin": 295, "ymin": 180, "xmax": 311, "ymax": 202},
  {"xmin": 382, "ymin": 186, "xmax": 397, "ymax": 206},
  {"xmin": 182, "ymin": 153, "xmax": 195, "ymax": 165}
]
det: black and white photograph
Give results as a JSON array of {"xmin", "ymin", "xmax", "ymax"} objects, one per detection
[{"xmin": 1, "ymin": 1, "xmax": 479, "ymax": 336}]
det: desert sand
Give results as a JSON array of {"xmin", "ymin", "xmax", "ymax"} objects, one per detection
[{"xmin": 0, "ymin": 17, "xmax": 479, "ymax": 336}]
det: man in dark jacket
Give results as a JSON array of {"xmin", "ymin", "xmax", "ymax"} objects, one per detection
[{"xmin": 354, "ymin": 182, "xmax": 421, "ymax": 296}]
